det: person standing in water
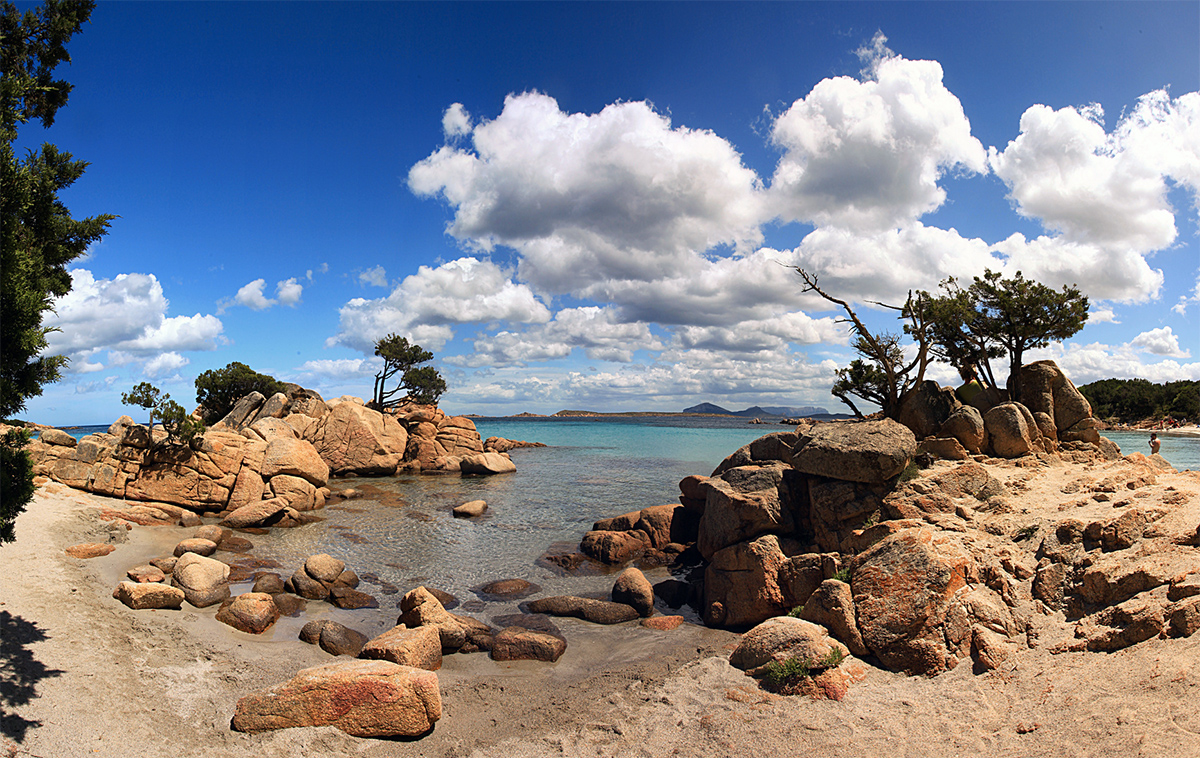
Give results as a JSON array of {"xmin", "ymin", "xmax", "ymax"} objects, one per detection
[{"xmin": 1149, "ymin": 433, "xmax": 1161, "ymax": 455}]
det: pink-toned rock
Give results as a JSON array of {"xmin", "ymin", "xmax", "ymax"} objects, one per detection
[
  {"xmin": 219, "ymin": 497, "xmax": 289, "ymax": 528},
  {"xmin": 262, "ymin": 436, "xmax": 329, "ymax": 487},
  {"xmin": 704, "ymin": 534, "xmax": 796, "ymax": 628},
  {"xmin": 113, "ymin": 580, "xmax": 185, "ymax": 610},
  {"xmin": 453, "ymin": 499, "xmax": 487, "ymax": 518},
  {"xmin": 800, "ymin": 578, "xmax": 869, "ymax": 656},
  {"xmin": 360, "ymin": 625, "xmax": 443, "ymax": 671},
  {"xmin": 460, "ymin": 452, "xmax": 516, "ymax": 475},
  {"xmin": 984, "ymin": 402, "xmax": 1043, "ymax": 458},
  {"xmin": 490, "ymin": 627, "xmax": 567, "ymax": 662},
  {"xmin": 126, "ymin": 564, "xmax": 166, "ymax": 583},
  {"xmin": 938, "ymin": 406, "xmax": 986, "ymax": 454},
  {"xmin": 580, "ymin": 529, "xmax": 650, "ymax": 565},
  {"xmin": 173, "ymin": 537, "xmax": 217, "ymax": 558},
  {"xmin": 612, "ymin": 566, "xmax": 655, "ymax": 617},
  {"xmin": 231, "ymin": 659, "xmax": 441, "ymax": 737},
  {"xmin": 641, "ymin": 615, "xmax": 685, "ymax": 630},
  {"xmin": 399, "ymin": 586, "xmax": 467, "ymax": 651},
  {"xmin": 695, "ymin": 464, "xmax": 798, "ymax": 560},
  {"xmin": 66, "ymin": 543, "xmax": 115, "ymax": 559},
  {"xmin": 268, "ymin": 474, "xmax": 318, "ymax": 510},
  {"xmin": 216, "ymin": 592, "xmax": 280, "ymax": 634},
  {"xmin": 789, "ymin": 419, "xmax": 916, "ymax": 485},
  {"xmin": 730, "ymin": 617, "xmax": 848, "ymax": 673},
  {"xmin": 171, "ymin": 551, "xmax": 231, "ymax": 608},
  {"xmin": 1016, "ymin": 360, "xmax": 1093, "ymax": 437},
  {"xmin": 852, "ymin": 527, "xmax": 976, "ymax": 675},
  {"xmin": 306, "ymin": 402, "xmax": 408, "ymax": 475}
]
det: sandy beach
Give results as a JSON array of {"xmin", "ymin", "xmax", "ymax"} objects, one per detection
[{"xmin": 5, "ymin": 460, "xmax": 1200, "ymax": 758}]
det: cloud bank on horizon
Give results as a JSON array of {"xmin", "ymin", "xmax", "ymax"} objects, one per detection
[{"xmin": 34, "ymin": 26, "xmax": 1200, "ymax": 423}]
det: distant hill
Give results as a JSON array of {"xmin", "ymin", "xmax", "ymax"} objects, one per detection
[{"xmin": 682, "ymin": 403, "xmax": 829, "ymax": 417}]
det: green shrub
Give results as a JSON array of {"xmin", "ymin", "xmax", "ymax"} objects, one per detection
[
  {"xmin": 833, "ymin": 565, "xmax": 853, "ymax": 583},
  {"xmin": 194, "ymin": 362, "xmax": 287, "ymax": 423},
  {"xmin": 763, "ymin": 656, "xmax": 811, "ymax": 689},
  {"xmin": 898, "ymin": 462, "xmax": 921, "ymax": 483},
  {"xmin": 0, "ymin": 428, "xmax": 35, "ymax": 543}
]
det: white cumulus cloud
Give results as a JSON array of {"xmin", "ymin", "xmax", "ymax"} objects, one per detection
[
  {"xmin": 234, "ymin": 278, "xmax": 274, "ymax": 310},
  {"xmin": 330, "ymin": 257, "xmax": 551, "ymax": 353},
  {"xmin": 767, "ymin": 34, "xmax": 987, "ymax": 231},
  {"xmin": 1130, "ymin": 326, "xmax": 1191, "ymax": 358},
  {"xmin": 276, "ymin": 278, "xmax": 303, "ymax": 307},
  {"xmin": 409, "ymin": 92, "xmax": 766, "ymax": 295},
  {"xmin": 43, "ymin": 269, "xmax": 224, "ymax": 374}
]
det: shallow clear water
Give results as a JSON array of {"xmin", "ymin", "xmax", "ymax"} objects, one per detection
[
  {"xmin": 1104, "ymin": 430, "xmax": 1199, "ymax": 471},
  {"xmin": 252, "ymin": 417, "xmax": 773, "ymax": 614}
]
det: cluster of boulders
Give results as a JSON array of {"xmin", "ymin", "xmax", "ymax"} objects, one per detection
[
  {"xmin": 230, "ymin": 563, "xmax": 686, "ymax": 737},
  {"xmin": 899, "ymin": 360, "xmax": 1109, "ymax": 462},
  {"xmin": 567, "ymin": 360, "xmax": 1200, "ymax": 687},
  {"xmin": 111, "ymin": 538, "xmax": 381, "ymax": 632},
  {"xmin": 28, "ymin": 386, "xmax": 527, "ymax": 527}
]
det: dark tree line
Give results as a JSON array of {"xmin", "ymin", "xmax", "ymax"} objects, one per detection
[{"xmin": 1078, "ymin": 379, "xmax": 1199, "ymax": 423}]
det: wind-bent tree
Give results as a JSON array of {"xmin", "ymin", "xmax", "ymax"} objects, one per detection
[
  {"xmin": 122, "ymin": 382, "xmax": 206, "ymax": 449},
  {"xmin": 1, "ymin": 0, "xmax": 111, "ymax": 543},
  {"xmin": 372, "ymin": 334, "xmax": 447, "ymax": 410},
  {"xmin": 795, "ymin": 268, "xmax": 935, "ymax": 420}
]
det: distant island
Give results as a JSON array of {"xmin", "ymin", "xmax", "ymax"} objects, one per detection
[
  {"xmin": 480, "ymin": 404, "xmax": 848, "ymax": 420},
  {"xmin": 680, "ymin": 403, "xmax": 829, "ymax": 418}
]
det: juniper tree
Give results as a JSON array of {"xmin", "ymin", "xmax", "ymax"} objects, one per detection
[
  {"xmin": 372, "ymin": 334, "xmax": 446, "ymax": 410},
  {"xmin": 1, "ymin": 0, "xmax": 112, "ymax": 543}
]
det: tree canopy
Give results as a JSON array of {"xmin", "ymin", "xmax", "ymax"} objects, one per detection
[
  {"xmin": 194, "ymin": 361, "xmax": 287, "ymax": 423},
  {"xmin": 122, "ymin": 381, "xmax": 206, "ymax": 449},
  {"xmin": 800, "ymin": 267, "xmax": 1089, "ymax": 419},
  {"xmin": 925, "ymin": 270, "xmax": 1088, "ymax": 396},
  {"xmin": 2, "ymin": 0, "xmax": 108, "ymax": 544},
  {"xmin": 372, "ymin": 334, "xmax": 447, "ymax": 410},
  {"xmin": 1079, "ymin": 378, "xmax": 1199, "ymax": 424}
]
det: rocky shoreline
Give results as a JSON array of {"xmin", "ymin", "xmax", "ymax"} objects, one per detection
[{"xmin": 6, "ymin": 360, "xmax": 1200, "ymax": 753}]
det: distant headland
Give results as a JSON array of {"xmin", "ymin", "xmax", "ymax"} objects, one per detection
[{"xmin": 463, "ymin": 403, "xmax": 851, "ymax": 420}]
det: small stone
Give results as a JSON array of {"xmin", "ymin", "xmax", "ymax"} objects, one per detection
[
  {"xmin": 216, "ymin": 592, "xmax": 280, "ymax": 634},
  {"xmin": 305, "ymin": 553, "xmax": 346, "ymax": 583},
  {"xmin": 612, "ymin": 567, "xmax": 654, "ymax": 617},
  {"xmin": 66, "ymin": 543, "xmax": 115, "ymax": 559},
  {"xmin": 490, "ymin": 627, "xmax": 567, "ymax": 662},
  {"xmin": 173, "ymin": 538, "xmax": 218, "ymax": 558},
  {"xmin": 360, "ymin": 625, "xmax": 443, "ymax": 670},
  {"xmin": 641, "ymin": 615, "xmax": 684, "ymax": 630},
  {"xmin": 453, "ymin": 499, "xmax": 488, "ymax": 518},
  {"xmin": 475, "ymin": 579, "xmax": 540, "ymax": 600},
  {"xmin": 113, "ymin": 580, "xmax": 184, "ymax": 610},
  {"xmin": 126, "ymin": 565, "xmax": 166, "ymax": 583}
]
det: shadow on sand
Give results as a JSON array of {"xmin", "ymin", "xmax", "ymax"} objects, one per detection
[{"xmin": 0, "ymin": 610, "xmax": 64, "ymax": 744}]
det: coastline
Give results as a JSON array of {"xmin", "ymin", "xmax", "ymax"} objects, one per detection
[{"xmin": 7, "ymin": 453, "xmax": 1200, "ymax": 756}]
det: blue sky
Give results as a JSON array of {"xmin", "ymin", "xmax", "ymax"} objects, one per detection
[{"xmin": 16, "ymin": 1, "xmax": 1200, "ymax": 425}]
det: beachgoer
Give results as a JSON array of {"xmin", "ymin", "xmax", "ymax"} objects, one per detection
[
  {"xmin": 955, "ymin": 366, "xmax": 983, "ymax": 405},
  {"xmin": 1149, "ymin": 433, "xmax": 1161, "ymax": 455}
]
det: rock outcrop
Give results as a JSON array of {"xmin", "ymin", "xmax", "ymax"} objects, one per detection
[
  {"xmin": 231, "ymin": 659, "xmax": 441, "ymax": 737},
  {"xmin": 29, "ymin": 386, "xmax": 514, "ymax": 523},
  {"xmin": 572, "ymin": 361, "xmax": 1173, "ymax": 680}
]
